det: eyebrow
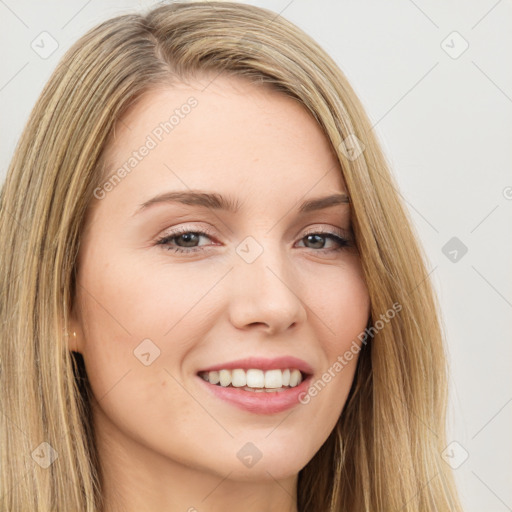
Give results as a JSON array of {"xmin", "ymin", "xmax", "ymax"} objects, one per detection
[{"xmin": 133, "ymin": 190, "xmax": 350, "ymax": 216}]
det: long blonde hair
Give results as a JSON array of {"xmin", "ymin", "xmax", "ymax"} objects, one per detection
[{"xmin": 0, "ymin": 2, "xmax": 463, "ymax": 510}]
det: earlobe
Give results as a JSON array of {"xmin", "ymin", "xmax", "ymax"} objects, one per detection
[
  {"xmin": 65, "ymin": 303, "xmax": 84, "ymax": 353},
  {"xmin": 65, "ymin": 328, "xmax": 82, "ymax": 353},
  {"xmin": 67, "ymin": 305, "xmax": 84, "ymax": 353}
]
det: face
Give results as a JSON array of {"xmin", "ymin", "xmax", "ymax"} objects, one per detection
[{"xmin": 70, "ymin": 74, "xmax": 371, "ymax": 486}]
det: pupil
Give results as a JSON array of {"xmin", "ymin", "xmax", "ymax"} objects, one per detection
[
  {"xmin": 179, "ymin": 233, "xmax": 198, "ymax": 247},
  {"xmin": 307, "ymin": 234, "xmax": 324, "ymax": 249}
]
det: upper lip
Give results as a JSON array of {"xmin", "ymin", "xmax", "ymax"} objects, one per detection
[{"xmin": 197, "ymin": 356, "xmax": 313, "ymax": 376}]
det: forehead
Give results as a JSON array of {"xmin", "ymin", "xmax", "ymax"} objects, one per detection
[{"xmin": 92, "ymin": 74, "xmax": 347, "ymax": 220}]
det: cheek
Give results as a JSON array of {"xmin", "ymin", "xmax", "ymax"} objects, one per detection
[
  {"xmin": 309, "ymin": 256, "xmax": 370, "ymax": 348},
  {"xmin": 298, "ymin": 259, "xmax": 369, "ymax": 435},
  {"xmin": 77, "ymin": 247, "xmax": 217, "ymax": 353},
  {"xmin": 75, "ymin": 259, "xmax": 208, "ymax": 463},
  {"xmin": 75, "ymin": 249, "xmax": 223, "ymax": 426}
]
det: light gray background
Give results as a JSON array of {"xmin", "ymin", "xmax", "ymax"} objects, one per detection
[{"xmin": 1, "ymin": 1, "xmax": 511, "ymax": 510}]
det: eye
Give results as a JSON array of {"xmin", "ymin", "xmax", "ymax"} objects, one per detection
[
  {"xmin": 155, "ymin": 227, "xmax": 215, "ymax": 254},
  {"xmin": 155, "ymin": 226, "xmax": 353, "ymax": 254},
  {"xmin": 296, "ymin": 229, "xmax": 353, "ymax": 253}
]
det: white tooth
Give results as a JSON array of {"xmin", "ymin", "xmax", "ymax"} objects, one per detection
[
  {"xmin": 219, "ymin": 369, "xmax": 231, "ymax": 387},
  {"xmin": 282, "ymin": 369, "xmax": 290, "ymax": 386},
  {"xmin": 289, "ymin": 369, "xmax": 302, "ymax": 387},
  {"xmin": 231, "ymin": 369, "xmax": 247, "ymax": 387},
  {"xmin": 208, "ymin": 371, "xmax": 220, "ymax": 385},
  {"xmin": 264, "ymin": 369, "xmax": 283, "ymax": 388},
  {"xmin": 246, "ymin": 369, "xmax": 265, "ymax": 388}
]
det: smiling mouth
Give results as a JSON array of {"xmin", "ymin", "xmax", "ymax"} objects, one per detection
[{"xmin": 198, "ymin": 368, "xmax": 306, "ymax": 392}]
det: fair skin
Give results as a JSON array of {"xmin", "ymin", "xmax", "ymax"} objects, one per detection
[{"xmin": 70, "ymin": 74, "xmax": 371, "ymax": 512}]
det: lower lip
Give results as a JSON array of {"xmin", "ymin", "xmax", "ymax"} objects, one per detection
[{"xmin": 197, "ymin": 375, "xmax": 312, "ymax": 414}]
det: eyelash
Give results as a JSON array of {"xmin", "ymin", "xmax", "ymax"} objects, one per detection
[{"xmin": 155, "ymin": 226, "xmax": 353, "ymax": 255}]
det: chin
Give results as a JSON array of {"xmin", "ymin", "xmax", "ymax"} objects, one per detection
[
  {"xmin": 233, "ymin": 447, "xmax": 313, "ymax": 482},
  {"xmin": 226, "ymin": 461, "xmax": 303, "ymax": 482}
]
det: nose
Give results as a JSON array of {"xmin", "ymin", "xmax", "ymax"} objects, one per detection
[{"xmin": 228, "ymin": 243, "xmax": 307, "ymax": 335}]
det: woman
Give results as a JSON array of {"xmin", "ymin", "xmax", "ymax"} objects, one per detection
[{"xmin": 0, "ymin": 2, "xmax": 463, "ymax": 511}]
